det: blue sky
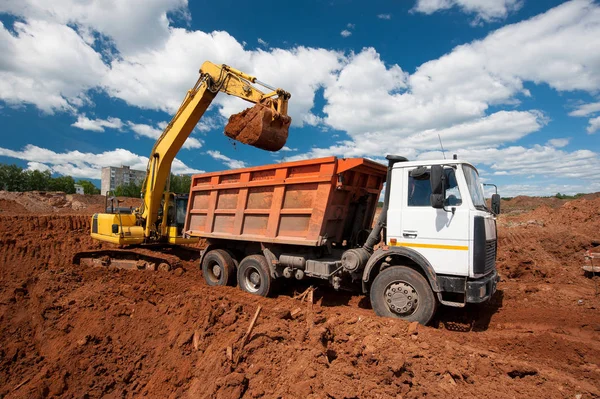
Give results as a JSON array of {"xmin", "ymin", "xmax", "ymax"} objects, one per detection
[{"xmin": 0, "ymin": 0, "xmax": 598, "ymax": 196}]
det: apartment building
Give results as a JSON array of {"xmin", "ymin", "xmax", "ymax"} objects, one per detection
[{"xmin": 100, "ymin": 165, "xmax": 146, "ymax": 195}]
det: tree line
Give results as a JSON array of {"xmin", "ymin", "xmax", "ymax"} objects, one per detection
[
  {"xmin": 1, "ymin": 162, "xmax": 195, "ymax": 197},
  {"xmin": 112, "ymin": 174, "xmax": 191, "ymax": 197},
  {"xmin": 0, "ymin": 164, "xmax": 99, "ymax": 194}
]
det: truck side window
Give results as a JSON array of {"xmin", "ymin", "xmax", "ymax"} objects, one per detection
[
  {"xmin": 408, "ymin": 175, "xmax": 431, "ymax": 206},
  {"xmin": 445, "ymin": 169, "xmax": 462, "ymax": 206},
  {"xmin": 408, "ymin": 168, "xmax": 462, "ymax": 207}
]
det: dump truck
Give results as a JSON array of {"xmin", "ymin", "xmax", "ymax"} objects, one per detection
[{"xmin": 186, "ymin": 155, "xmax": 501, "ymax": 324}]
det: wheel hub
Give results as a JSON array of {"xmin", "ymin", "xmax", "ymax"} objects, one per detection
[
  {"xmin": 249, "ymin": 271, "xmax": 261, "ymax": 286},
  {"xmin": 385, "ymin": 282, "xmax": 418, "ymax": 315},
  {"xmin": 243, "ymin": 267, "xmax": 262, "ymax": 292},
  {"xmin": 212, "ymin": 264, "xmax": 222, "ymax": 278}
]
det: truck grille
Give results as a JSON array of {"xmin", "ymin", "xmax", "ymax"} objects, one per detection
[{"xmin": 484, "ymin": 239, "xmax": 496, "ymax": 273}]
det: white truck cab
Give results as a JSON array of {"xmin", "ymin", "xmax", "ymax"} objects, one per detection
[
  {"xmin": 362, "ymin": 155, "xmax": 499, "ymax": 322},
  {"xmin": 387, "ymin": 159, "xmax": 497, "ymax": 278}
]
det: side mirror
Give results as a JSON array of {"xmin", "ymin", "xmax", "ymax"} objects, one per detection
[
  {"xmin": 430, "ymin": 165, "xmax": 445, "ymax": 209},
  {"xmin": 491, "ymin": 194, "xmax": 501, "ymax": 215}
]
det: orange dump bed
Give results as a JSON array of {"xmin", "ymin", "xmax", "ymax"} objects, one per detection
[{"xmin": 184, "ymin": 157, "xmax": 386, "ymax": 247}]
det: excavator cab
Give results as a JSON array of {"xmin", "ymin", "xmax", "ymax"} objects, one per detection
[{"xmin": 165, "ymin": 194, "xmax": 191, "ymax": 238}]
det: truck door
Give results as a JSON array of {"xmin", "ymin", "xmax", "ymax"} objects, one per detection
[{"xmin": 389, "ymin": 166, "xmax": 470, "ymax": 276}]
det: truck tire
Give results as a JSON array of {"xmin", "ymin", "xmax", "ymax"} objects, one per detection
[
  {"xmin": 370, "ymin": 266, "xmax": 437, "ymax": 325},
  {"xmin": 202, "ymin": 249, "xmax": 236, "ymax": 286},
  {"xmin": 237, "ymin": 254, "xmax": 272, "ymax": 297},
  {"xmin": 224, "ymin": 249, "xmax": 240, "ymax": 285}
]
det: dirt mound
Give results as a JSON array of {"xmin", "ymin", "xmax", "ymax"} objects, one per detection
[
  {"xmin": 0, "ymin": 211, "xmax": 599, "ymax": 398},
  {"xmin": 501, "ymin": 193, "xmax": 600, "ymax": 215},
  {"xmin": 502, "ymin": 195, "xmax": 566, "ymax": 211},
  {"xmin": 497, "ymin": 197, "xmax": 600, "ymax": 281},
  {"xmin": 0, "ymin": 199, "xmax": 28, "ymax": 214},
  {"xmin": 0, "ymin": 191, "xmax": 141, "ymax": 214}
]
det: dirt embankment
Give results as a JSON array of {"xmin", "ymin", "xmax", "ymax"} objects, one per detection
[
  {"xmin": 0, "ymin": 195, "xmax": 599, "ymax": 398},
  {"xmin": 0, "ymin": 191, "xmax": 141, "ymax": 215},
  {"xmin": 497, "ymin": 197, "xmax": 600, "ymax": 281}
]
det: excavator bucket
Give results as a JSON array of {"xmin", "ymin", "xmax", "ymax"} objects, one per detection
[{"xmin": 224, "ymin": 101, "xmax": 291, "ymax": 152}]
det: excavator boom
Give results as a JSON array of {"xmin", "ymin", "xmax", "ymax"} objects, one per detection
[{"xmin": 140, "ymin": 61, "xmax": 291, "ymax": 238}]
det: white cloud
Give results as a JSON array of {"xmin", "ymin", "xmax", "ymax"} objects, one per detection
[
  {"xmin": 257, "ymin": 38, "xmax": 268, "ymax": 47},
  {"xmin": 280, "ymin": 146, "xmax": 297, "ymax": 152},
  {"xmin": 293, "ymin": 0, "xmax": 600, "ymax": 180},
  {"xmin": 340, "ymin": 30, "xmax": 352, "ymax": 38},
  {"xmin": 103, "ymin": 29, "xmax": 343, "ymax": 130},
  {"xmin": 195, "ymin": 115, "xmax": 223, "ymax": 133},
  {"xmin": 499, "ymin": 181, "xmax": 600, "ymax": 197},
  {"xmin": 0, "ymin": 0, "xmax": 188, "ymax": 56},
  {"xmin": 413, "ymin": 0, "xmax": 522, "ymax": 23},
  {"xmin": 72, "ymin": 115, "xmax": 123, "ymax": 132},
  {"xmin": 568, "ymin": 101, "xmax": 600, "ymax": 117},
  {"xmin": 547, "ymin": 138, "xmax": 570, "ymax": 148},
  {"xmin": 0, "ymin": 19, "xmax": 107, "ymax": 113},
  {"xmin": 0, "ymin": 144, "xmax": 202, "ymax": 179},
  {"xmin": 71, "ymin": 115, "xmax": 203, "ymax": 147},
  {"xmin": 419, "ymin": 144, "xmax": 599, "ymax": 180},
  {"xmin": 127, "ymin": 122, "xmax": 203, "ymax": 149},
  {"xmin": 207, "ymin": 150, "xmax": 247, "ymax": 169},
  {"xmin": 26, "ymin": 161, "xmax": 51, "ymax": 172},
  {"xmin": 587, "ymin": 116, "xmax": 600, "ymax": 134},
  {"xmin": 377, "ymin": 14, "xmax": 392, "ymax": 19}
]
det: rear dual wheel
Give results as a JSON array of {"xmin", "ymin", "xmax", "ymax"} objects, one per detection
[
  {"xmin": 237, "ymin": 255, "xmax": 273, "ymax": 297},
  {"xmin": 202, "ymin": 249, "xmax": 236, "ymax": 286}
]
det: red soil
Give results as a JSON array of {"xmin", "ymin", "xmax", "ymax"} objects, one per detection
[{"xmin": 0, "ymin": 194, "xmax": 598, "ymax": 398}]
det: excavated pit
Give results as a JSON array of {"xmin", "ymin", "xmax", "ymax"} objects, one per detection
[{"xmin": 0, "ymin": 193, "xmax": 599, "ymax": 398}]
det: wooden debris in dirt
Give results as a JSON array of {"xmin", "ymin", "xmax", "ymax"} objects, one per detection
[
  {"xmin": 233, "ymin": 305, "xmax": 262, "ymax": 365},
  {"xmin": 294, "ymin": 286, "xmax": 316, "ymax": 303},
  {"xmin": 290, "ymin": 307, "xmax": 303, "ymax": 319},
  {"xmin": 193, "ymin": 330, "xmax": 200, "ymax": 351},
  {"xmin": 13, "ymin": 377, "xmax": 31, "ymax": 391},
  {"xmin": 408, "ymin": 321, "xmax": 419, "ymax": 335}
]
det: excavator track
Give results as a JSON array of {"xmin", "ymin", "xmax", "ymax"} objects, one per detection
[{"xmin": 73, "ymin": 245, "xmax": 200, "ymax": 272}]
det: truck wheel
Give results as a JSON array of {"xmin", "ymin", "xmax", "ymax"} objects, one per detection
[
  {"xmin": 370, "ymin": 266, "xmax": 437, "ymax": 325},
  {"xmin": 237, "ymin": 255, "xmax": 272, "ymax": 297},
  {"xmin": 202, "ymin": 249, "xmax": 236, "ymax": 286}
]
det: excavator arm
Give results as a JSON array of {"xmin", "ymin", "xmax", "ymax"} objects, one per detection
[{"xmin": 140, "ymin": 61, "xmax": 291, "ymax": 239}]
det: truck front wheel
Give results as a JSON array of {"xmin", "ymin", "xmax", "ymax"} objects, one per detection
[
  {"xmin": 202, "ymin": 249, "xmax": 236, "ymax": 286},
  {"xmin": 370, "ymin": 266, "xmax": 437, "ymax": 325},
  {"xmin": 237, "ymin": 255, "xmax": 272, "ymax": 297}
]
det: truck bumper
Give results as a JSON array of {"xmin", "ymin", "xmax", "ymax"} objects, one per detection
[{"xmin": 466, "ymin": 270, "xmax": 499, "ymax": 303}]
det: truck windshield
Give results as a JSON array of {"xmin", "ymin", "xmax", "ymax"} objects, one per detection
[{"xmin": 462, "ymin": 165, "xmax": 486, "ymax": 208}]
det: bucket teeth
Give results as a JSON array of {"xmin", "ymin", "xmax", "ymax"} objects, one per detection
[{"xmin": 224, "ymin": 101, "xmax": 291, "ymax": 152}]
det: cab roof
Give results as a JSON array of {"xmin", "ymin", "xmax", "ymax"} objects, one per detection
[{"xmin": 392, "ymin": 158, "xmax": 477, "ymax": 171}]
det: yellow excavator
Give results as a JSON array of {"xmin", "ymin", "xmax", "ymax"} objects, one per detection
[{"xmin": 75, "ymin": 61, "xmax": 291, "ymax": 270}]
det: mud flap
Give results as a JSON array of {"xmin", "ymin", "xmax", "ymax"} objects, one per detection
[{"xmin": 224, "ymin": 100, "xmax": 291, "ymax": 152}]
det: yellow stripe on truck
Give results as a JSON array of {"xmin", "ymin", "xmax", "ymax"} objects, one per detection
[{"xmin": 390, "ymin": 242, "xmax": 469, "ymax": 251}]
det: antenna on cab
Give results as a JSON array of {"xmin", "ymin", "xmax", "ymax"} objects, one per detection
[{"xmin": 438, "ymin": 134, "xmax": 446, "ymax": 160}]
